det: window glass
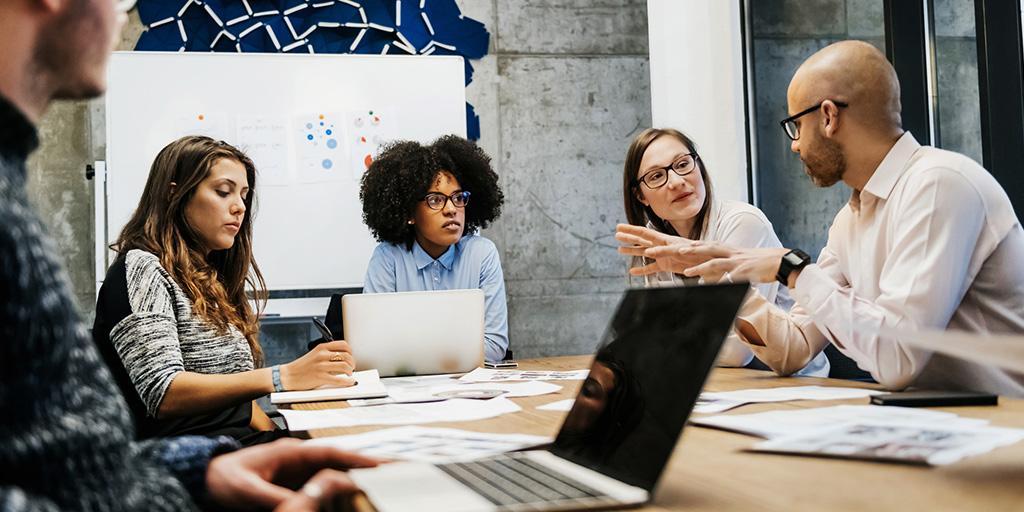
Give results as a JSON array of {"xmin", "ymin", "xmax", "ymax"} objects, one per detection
[
  {"xmin": 748, "ymin": 0, "xmax": 885, "ymax": 257},
  {"xmin": 932, "ymin": 0, "xmax": 983, "ymax": 163}
]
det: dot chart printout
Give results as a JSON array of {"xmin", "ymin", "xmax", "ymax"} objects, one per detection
[{"xmin": 295, "ymin": 112, "xmax": 346, "ymax": 184}]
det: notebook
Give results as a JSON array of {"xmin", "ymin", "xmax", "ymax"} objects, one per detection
[{"xmin": 270, "ymin": 369, "xmax": 387, "ymax": 405}]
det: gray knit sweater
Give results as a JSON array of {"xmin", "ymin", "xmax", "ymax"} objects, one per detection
[
  {"xmin": 93, "ymin": 250, "xmax": 256, "ymax": 440},
  {"xmin": 0, "ymin": 94, "xmax": 235, "ymax": 510}
]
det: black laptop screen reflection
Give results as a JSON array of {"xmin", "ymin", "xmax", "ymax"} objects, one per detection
[{"xmin": 550, "ymin": 284, "xmax": 747, "ymax": 492}]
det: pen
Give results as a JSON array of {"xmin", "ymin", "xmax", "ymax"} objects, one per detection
[{"xmin": 312, "ymin": 317, "xmax": 334, "ymax": 342}]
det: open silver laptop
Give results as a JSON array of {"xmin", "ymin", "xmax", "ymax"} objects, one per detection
[
  {"xmin": 349, "ymin": 283, "xmax": 750, "ymax": 511},
  {"xmin": 343, "ymin": 289, "xmax": 485, "ymax": 377}
]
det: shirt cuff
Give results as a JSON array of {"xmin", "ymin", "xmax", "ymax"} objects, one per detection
[
  {"xmin": 138, "ymin": 435, "xmax": 240, "ymax": 505},
  {"xmin": 790, "ymin": 264, "xmax": 840, "ymax": 314}
]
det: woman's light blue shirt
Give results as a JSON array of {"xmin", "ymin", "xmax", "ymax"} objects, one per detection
[{"xmin": 363, "ymin": 234, "xmax": 510, "ymax": 362}]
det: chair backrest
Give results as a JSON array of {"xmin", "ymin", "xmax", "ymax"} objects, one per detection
[
  {"xmin": 308, "ymin": 287, "xmax": 363, "ymax": 351},
  {"xmin": 825, "ymin": 344, "xmax": 875, "ymax": 381},
  {"xmin": 90, "ymin": 325, "xmax": 152, "ymax": 431}
]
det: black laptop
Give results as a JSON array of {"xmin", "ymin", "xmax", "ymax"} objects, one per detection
[{"xmin": 347, "ymin": 283, "xmax": 750, "ymax": 511}]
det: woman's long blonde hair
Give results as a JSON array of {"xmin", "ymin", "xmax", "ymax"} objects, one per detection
[{"xmin": 114, "ymin": 135, "xmax": 268, "ymax": 365}]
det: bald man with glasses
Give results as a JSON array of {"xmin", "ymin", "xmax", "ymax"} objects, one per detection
[{"xmin": 618, "ymin": 40, "xmax": 1024, "ymax": 396}]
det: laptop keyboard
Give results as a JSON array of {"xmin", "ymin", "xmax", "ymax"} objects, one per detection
[{"xmin": 437, "ymin": 452, "xmax": 618, "ymax": 510}]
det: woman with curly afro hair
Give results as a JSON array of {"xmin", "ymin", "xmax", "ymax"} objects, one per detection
[{"xmin": 360, "ymin": 135, "xmax": 509, "ymax": 362}]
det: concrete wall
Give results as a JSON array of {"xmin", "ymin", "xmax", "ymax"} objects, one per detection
[
  {"xmin": 26, "ymin": 101, "xmax": 99, "ymax": 317},
  {"xmin": 466, "ymin": 0, "xmax": 650, "ymax": 358},
  {"xmin": 27, "ymin": 2, "xmax": 650, "ymax": 361}
]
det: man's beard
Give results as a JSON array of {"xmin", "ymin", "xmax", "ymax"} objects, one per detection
[{"xmin": 802, "ymin": 136, "xmax": 846, "ymax": 187}]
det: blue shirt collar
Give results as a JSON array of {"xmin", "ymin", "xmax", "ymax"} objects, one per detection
[{"xmin": 412, "ymin": 239, "xmax": 459, "ymax": 271}]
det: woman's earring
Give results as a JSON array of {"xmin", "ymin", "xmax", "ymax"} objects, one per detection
[{"xmin": 407, "ymin": 220, "xmax": 414, "ymax": 225}]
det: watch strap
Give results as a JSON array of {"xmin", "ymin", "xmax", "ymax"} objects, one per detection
[{"xmin": 776, "ymin": 249, "xmax": 811, "ymax": 286}]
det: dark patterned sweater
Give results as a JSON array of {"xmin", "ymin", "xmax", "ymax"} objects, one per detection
[{"xmin": 0, "ymin": 94, "xmax": 236, "ymax": 510}]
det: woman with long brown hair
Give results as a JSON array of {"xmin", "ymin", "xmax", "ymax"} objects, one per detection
[
  {"xmin": 619, "ymin": 128, "xmax": 828, "ymax": 376},
  {"xmin": 93, "ymin": 135, "xmax": 355, "ymax": 445}
]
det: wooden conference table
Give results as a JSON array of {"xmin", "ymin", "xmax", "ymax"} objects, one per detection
[{"xmin": 289, "ymin": 356, "xmax": 1024, "ymax": 511}]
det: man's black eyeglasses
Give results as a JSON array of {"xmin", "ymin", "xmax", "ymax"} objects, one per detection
[{"xmin": 780, "ymin": 100, "xmax": 848, "ymax": 141}]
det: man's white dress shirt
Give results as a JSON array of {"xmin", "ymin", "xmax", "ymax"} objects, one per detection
[{"xmin": 736, "ymin": 132, "xmax": 1024, "ymax": 396}]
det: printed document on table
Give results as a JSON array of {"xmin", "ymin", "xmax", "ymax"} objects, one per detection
[
  {"xmin": 350, "ymin": 380, "xmax": 562, "ymax": 407},
  {"xmin": 750, "ymin": 422, "xmax": 1024, "ymax": 466},
  {"xmin": 693, "ymin": 396, "xmax": 749, "ymax": 414},
  {"xmin": 694, "ymin": 386, "xmax": 885, "ymax": 413},
  {"xmin": 307, "ymin": 426, "xmax": 552, "ymax": 463},
  {"xmin": 381, "ymin": 374, "xmax": 464, "ymax": 390},
  {"xmin": 271, "ymin": 369, "xmax": 387, "ymax": 405},
  {"xmin": 279, "ymin": 396, "xmax": 522, "ymax": 431},
  {"xmin": 692, "ymin": 405, "xmax": 990, "ymax": 439},
  {"xmin": 458, "ymin": 367, "xmax": 589, "ymax": 383}
]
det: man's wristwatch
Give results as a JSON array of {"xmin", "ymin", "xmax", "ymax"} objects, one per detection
[{"xmin": 776, "ymin": 249, "xmax": 811, "ymax": 286}]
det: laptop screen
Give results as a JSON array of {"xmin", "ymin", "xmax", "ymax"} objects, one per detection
[{"xmin": 549, "ymin": 283, "xmax": 749, "ymax": 492}]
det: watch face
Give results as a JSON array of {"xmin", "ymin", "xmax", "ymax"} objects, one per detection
[
  {"xmin": 785, "ymin": 249, "xmax": 810, "ymax": 266},
  {"xmin": 777, "ymin": 249, "xmax": 810, "ymax": 285}
]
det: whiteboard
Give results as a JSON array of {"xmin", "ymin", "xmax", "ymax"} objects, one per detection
[{"xmin": 103, "ymin": 52, "xmax": 466, "ymax": 305}]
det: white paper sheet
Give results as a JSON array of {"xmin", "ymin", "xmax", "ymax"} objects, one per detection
[
  {"xmin": 173, "ymin": 111, "xmax": 229, "ymax": 141},
  {"xmin": 350, "ymin": 381, "xmax": 563, "ymax": 407},
  {"xmin": 344, "ymin": 108, "xmax": 398, "ymax": 180},
  {"xmin": 381, "ymin": 374, "xmax": 464, "ymax": 389},
  {"xmin": 692, "ymin": 397, "xmax": 749, "ymax": 414},
  {"xmin": 692, "ymin": 405, "xmax": 989, "ymax": 439},
  {"xmin": 751, "ymin": 422, "xmax": 1024, "ymax": 466},
  {"xmin": 306, "ymin": 426, "xmax": 551, "ymax": 463},
  {"xmin": 271, "ymin": 370, "xmax": 386, "ymax": 405},
  {"xmin": 279, "ymin": 396, "xmax": 522, "ymax": 431},
  {"xmin": 236, "ymin": 114, "xmax": 289, "ymax": 186},
  {"xmin": 693, "ymin": 386, "xmax": 885, "ymax": 413},
  {"xmin": 294, "ymin": 111, "xmax": 348, "ymax": 184},
  {"xmin": 537, "ymin": 399, "xmax": 576, "ymax": 411},
  {"xmin": 458, "ymin": 368, "xmax": 589, "ymax": 383}
]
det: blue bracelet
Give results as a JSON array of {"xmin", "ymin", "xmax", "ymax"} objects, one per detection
[{"xmin": 271, "ymin": 365, "xmax": 284, "ymax": 392}]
